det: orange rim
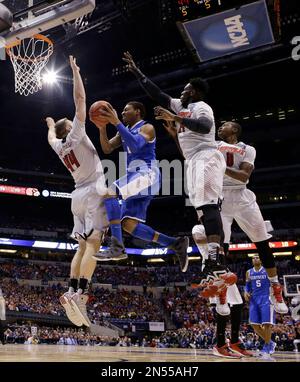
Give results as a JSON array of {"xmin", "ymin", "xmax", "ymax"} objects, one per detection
[{"xmin": 6, "ymin": 34, "xmax": 53, "ymax": 62}]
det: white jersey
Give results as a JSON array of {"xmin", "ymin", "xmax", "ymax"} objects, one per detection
[
  {"xmin": 50, "ymin": 116, "xmax": 105, "ymax": 188},
  {"xmin": 170, "ymin": 98, "xmax": 217, "ymax": 160},
  {"xmin": 217, "ymin": 141, "xmax": 256, "ymax": 189}
]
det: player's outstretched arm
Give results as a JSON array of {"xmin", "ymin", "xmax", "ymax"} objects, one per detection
[
  {"xmin": 45, "ymin": 117, "xmax": 57, "ymax": 146},
  {"xmin": 70, "ymin": 55, "xmax": 86, "ymax": 123},
  {"xmin": 123, "ymin": 51, "xmax": 171, "ymax": 109}
]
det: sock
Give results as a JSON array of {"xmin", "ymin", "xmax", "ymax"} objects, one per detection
[
  {"xmin": 104, "ymin": 197, "xmax": 123, "ymax": 244},
  {"xmin": 217, "ymin": 313, "xmax": 227, "ymax": 347},
  {"xmin": 69, "ymin": 278, "xmax": 78, "ymax": 293},
  {"xmin": 268, "ymin": 276, "xmax": 279, "ymax": 284},
  {"xmin": 132, "ymin": 223, "xmax": 176, "ymax": 246},
  {"xmin": 78, "ymin": 278, "xmax": 88, "ymax": 294},
  {"xmin": 208, "ymin": 242, "xmax": 220, "ymax": 261},
  {"xmin": 230, "ymin": 304, "xmax": 242, "ymax": 344}
]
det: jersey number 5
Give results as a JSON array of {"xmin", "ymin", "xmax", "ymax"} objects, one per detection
[
  {"xmin": 256, "ymin": 280, "xmax": 261, "ymax": 288},
  {"xmin": 226, "ymin": 152, "xmax": 234, "ymax": 167},
  {"xmin": 63, "ymin": 150, "xmax": 80, "ymax": 172}
]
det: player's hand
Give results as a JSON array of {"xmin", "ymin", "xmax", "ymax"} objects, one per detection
[
  {"xmin": 244, "ymin": 292, "xmax": 251, "ymax": 302},
  {"xmin": 45, "ymin": 117, "xmax": 55, "ymax": 128},
  {"xmin": 98, "ymin": 103, "xmax": 120, "ymax": 126},
  {"xmin": 154, "ymin": 106, "xmax": 176, "ymax": 122},
  {"xmin": 163, "ymin": 120, "xmax": 177, "ymax": 139},
  {"xmin": 122, "ymin": 51, "xmax": 143, "ymax": 76},
  {"xmin": 69, "ymin": 55, "xmax": 80, "ymax": 72}
]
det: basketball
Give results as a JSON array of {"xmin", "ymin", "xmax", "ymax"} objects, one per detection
[{"xmin": 89, "ymin": 100, "xmax": 111, "ymax": 127}]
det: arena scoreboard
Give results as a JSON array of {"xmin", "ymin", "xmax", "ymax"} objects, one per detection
[{"xmin": 176, "ymin": 0, "xmax": 258, "ymax": 21}]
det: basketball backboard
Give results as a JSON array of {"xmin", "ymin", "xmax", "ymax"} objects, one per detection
[{"xmin": 0, "ymin": 0, "xmax": 95, "ymax": 46}]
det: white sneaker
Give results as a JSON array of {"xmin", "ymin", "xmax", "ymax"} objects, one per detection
[
  {"xmin": 69, "ymin": 293, "xmax": 91, "ymax": 327},
  {"xmin": 59, "ymin": 292, "xmax": 83, "ymax": 327}
]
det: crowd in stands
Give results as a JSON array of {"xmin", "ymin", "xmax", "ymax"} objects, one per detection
[
  {"xmin": 1, "ymin": 279, "xmax": 163, "ymax": 322},
  {"xmin": 3, "ymin": 322, "xmax": 299, "ymax": 352},
  {"xmin": 1, "ymin": 259, "xmax": 299, "ymax": 286}
]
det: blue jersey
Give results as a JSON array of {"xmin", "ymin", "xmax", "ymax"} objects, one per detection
[
  {"xmin": 248, "ymin": 267, "xmax": 270, "ymax": 300},
  {"xmin": 120, "ymin": 120, "xmax": 156, "ymax": 170}
]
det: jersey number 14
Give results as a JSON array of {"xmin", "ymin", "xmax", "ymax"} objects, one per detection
[{"xmin": 63, "ymin": 150, "xmax": 80, "ymax": 172}]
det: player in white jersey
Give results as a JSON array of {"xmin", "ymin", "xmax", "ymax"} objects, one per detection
[
  {"xmin": 217, "ymin": 121, "xmax": 287, "ymax": 314},
  {"xmin": 0, "ymin": 287, "xmax": 5, "ymax": 344},
  {"xmin": 123, "ymin": 52, "xmax": 235, "ymax": 285},
  {"xmin": 45, "ymin": 56, "xmax": 108, "ymax": 327}
]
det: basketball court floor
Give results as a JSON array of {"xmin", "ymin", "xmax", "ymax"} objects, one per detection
[{"xmin": 0, "ymin": 345, "xmax": 299, "ymax": 362}]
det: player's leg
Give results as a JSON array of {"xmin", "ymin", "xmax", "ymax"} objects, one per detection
[
  {"xmin": 227, "ymin": 286, "xmax": 254, "ymax": 357},
  {"xmin": 99, "ymin": 188, "xmax": 127, "ymax": 259},
  {"xmin": 187, "ymin": 150, "xmax": 224, "ymax": 259},
  {"xmin": 60, "ymin": 237, "xmax": 86, "ymax": 327},
  {"xmin": 121, "ymin": 197, "xmax": 189, "ymax": 272},
  {"xmin": 70, "ymin": 231, "xmax": 104, "ymax": 327},
  {"xmin": 0, "ymin": 291, "xmax": 6, "ymax": 345},
  {"xmin": 212, "ymin": 311, "xmax": 241, "ymax": 358},
  {"xmin": 192, "ymin": 224, "xmax": 231, "ymax": 316},
  {"xmin": 235, "ymin": 189, "xmax": 288, "ymax": 313}
]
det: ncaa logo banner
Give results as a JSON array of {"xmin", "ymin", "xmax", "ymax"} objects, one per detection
[{"xmin": 182, "ymin": 0, "xmax": 274, "ymax": 62}]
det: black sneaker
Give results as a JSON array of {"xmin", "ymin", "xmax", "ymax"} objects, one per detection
[
  {"xmin": 93, "ymin": 237, "xmax": 128, "ymax": 262},
  {"xmin": 170, "ymin": 236, "xmax": 189, "ymax": 273},
  {"xmin": 190, "ymin": 258, "xmax": 228, "ymax": 288}
]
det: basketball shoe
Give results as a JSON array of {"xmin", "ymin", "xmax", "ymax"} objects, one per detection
[
  {"xmin": 93, "ymin": 237, "xmax": 128, "ymax": 262},
  {"xmin": 270, "ymin": 283, "xmax": 288, "ymax": 314},
  {"xmin": 59, "ymin": 291, "xmax": 83, "ymax": 327},
  {"xmin": 212, "ymin": 344, "xmax": 242, "ymax": 358},
  {"xmin": 69, "ymin": 293, "xmax": 91, "ymax": 327},
  {"xmin": 169, "ymin": 236, "xmax": 189, "ymax": 273},
  {"xmin": 191, "ymin": 259, "xmax": 237, "ymax": 295},
  {"xmin": 230, "ymin": 341, "xmax": 254, "ymax": 357}
]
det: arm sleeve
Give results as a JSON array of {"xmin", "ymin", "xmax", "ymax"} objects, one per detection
[
  {"xmin": 181, "ymin": 116, "xmax": 213, "ymax": 134},
  {"xmin": 116, "ymin": 123, "xmax": 148, "ymax": 153},
  {"xmin": 243, "ymin": 146, "xmax": 256, "ymax": 166},
  {"xmin": 138, "ymin": 76, "xmax": 171, "ymax": 108}
]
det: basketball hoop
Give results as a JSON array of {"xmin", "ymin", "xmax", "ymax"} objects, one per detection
[{"xmin": 6, "ymin": 34, "xmax": 54, "ymax": 96}]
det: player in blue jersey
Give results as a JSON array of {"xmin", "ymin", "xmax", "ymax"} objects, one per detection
[
  {"xmin": 92, "ymin": 101, "xmax": 189, "ymax": 271},
  {"xmin": 244, "ymin": 255, "xmax": 277, "ymax": 359}
]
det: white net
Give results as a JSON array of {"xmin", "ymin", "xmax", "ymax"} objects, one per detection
[{"xmin": 6, "ymin": 34, "xmax": 53, "ymax": 96}]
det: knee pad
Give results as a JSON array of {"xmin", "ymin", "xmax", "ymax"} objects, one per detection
[
  {"xmin": 255, "ymin": 240, "xmax": 275, "ymax": 269},
  {"xmin": 197, "ymin": 204, "xmax": 223, "ymax": 238},
  {"xmin": 192, "ymin": 224, "xmax": 206, "ymax": 241}
]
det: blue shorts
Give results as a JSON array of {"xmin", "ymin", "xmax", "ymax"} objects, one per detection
[
  {"xmin": 114, "ymin": 166, "xmax": 160, "ymax": 222},
  {"xmin": 249, "ymin": 296, "xmax": 276, "ymax": 325}
]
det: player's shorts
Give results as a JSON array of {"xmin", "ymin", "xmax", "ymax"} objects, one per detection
[
  {"xmin": 221, "ymin": 188, "xmax": 272, "ymax": 243},
  {"xmin": 249, "ymin": 296, "xmax": 276, "ymax": 325},
  {"xmin": 114, "ymin": 166, "xmax": 161, "ymax": 222},
  {"xmin": 186, "ymin": 149, "xmax": 226, "ymax": 210},
  {"xmin": 71, "ymin": 180, "xmax": 108, "ymax": 240}
]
